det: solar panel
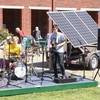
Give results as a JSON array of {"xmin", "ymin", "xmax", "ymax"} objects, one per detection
[
  {"xmin": 47, "ymin": 11, "xmax": 99, "ymax": 47},
  {"xmin": 47, "ymin": 12, "xmax": 87, "ymax": 47},
  {"xmin": 63, "ymin": 11, "xmax": 97, "ymax": 44},
  {"xmin": 76, "ymin": 11, "xmax": 98, "ymax": 38}
]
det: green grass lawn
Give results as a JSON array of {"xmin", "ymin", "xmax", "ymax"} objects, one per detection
[{"xmin": 0, "ymin": 87, "xmax": 100, "ymax": 100}]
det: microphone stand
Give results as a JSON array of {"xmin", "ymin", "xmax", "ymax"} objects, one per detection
[
  {"xmin": 77, "ymin": 39, "xmax": 86, "ymax": 78},
  {"xmin": 82, "ymin": 46, "xmax": 86, "ymax": 78},
  {"xmin": 0, "ymin": 41, "xmax": 21, "ymax": 88},
  {"xmin": 41, "ymin": 45, "xmax": 45, "ymax": 81},
  {"xmin": 40, "ymin": 45, "xmax": 53, "ymax": 85}
]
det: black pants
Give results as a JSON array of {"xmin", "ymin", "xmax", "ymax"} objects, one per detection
[{"xmin": 52, "ymin": 52, "xmax": 65, "ymax": 78}]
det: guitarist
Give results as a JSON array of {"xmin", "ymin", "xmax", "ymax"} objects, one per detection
[{"xmin": 50, "ymin": 24, "xmax": 67, "ymax": 79}]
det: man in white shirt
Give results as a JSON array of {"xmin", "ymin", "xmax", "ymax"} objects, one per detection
[{"xmin": 50, "ymin": 24, "xmax": 67, "ymax": 79}]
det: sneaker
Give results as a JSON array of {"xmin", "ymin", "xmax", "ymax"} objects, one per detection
[
  {"xmin": 51, "ymin": 75, "xmax": 58, "ymax": 81},
  {"xmin": 62, "ymin": 75, "xmax": 68, "ymax": 79}
]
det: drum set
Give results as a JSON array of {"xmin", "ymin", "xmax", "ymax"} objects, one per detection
[
  {"xmin": 0, "ymin": 36, "xmax": 41, "ymax": 82},
  {"xmin": 0, "ymin": 48, "xmax": 26, "ymax": 80}
]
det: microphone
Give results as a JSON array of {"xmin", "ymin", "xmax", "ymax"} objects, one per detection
[{"xmin": 6, "ymin": 36, "xmax": 12, "ymax": 44}]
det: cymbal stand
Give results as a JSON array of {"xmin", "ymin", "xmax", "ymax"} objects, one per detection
[
  {"xmin": 27, "ymin": 46, "xmax": 44, "ymax": 85},
  {"xmin": 93, "ymin": 66, "xmax": 100, "ymax": 80},
  {"xmin": 28, "ymin": 50, "xmax": 38, "ymax": 77},
  {"xmin": 24, "ymin": 46, "xmax": 36, "ymax": 85},
  {"xmin": 0, "ymin": 42, "xmax": 21, "ymax": 88}
]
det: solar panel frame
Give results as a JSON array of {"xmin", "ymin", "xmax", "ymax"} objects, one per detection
[{"xmin": 47, "ymin": 11, "xmax": 98, "ymax": 47}]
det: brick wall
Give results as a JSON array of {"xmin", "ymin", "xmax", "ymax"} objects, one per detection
[
  {"xmin": 0, "ymin": 8, "xmax": 3, "ymax": 29},
  {"xmin": 1, "ymin": 0, "xmax": 100, "ymax": 35},
  {"xmin": 98, "ymin": 14, "xmax": 100, "ymax": 26},
  {"xmin": 1, "ymin": 0, "xmax": 100, "ymax": 8},
  {"xmin": 22, "ymin": 7, "xmax": 31, "ymax": 35}
]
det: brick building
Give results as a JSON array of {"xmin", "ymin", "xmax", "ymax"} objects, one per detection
[{"xmin": 0, "ymin": 0, "xmax": 100, "ymax": 39}]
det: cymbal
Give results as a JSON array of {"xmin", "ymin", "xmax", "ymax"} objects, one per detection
[{"xmin": 0, "ymin": 46, "xmax": 4, "ymax": 49}]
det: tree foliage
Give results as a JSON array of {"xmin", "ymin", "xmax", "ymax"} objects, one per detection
[{"xmin": 0, "ymin": 28, "xmax": 13, "ymax": 42}]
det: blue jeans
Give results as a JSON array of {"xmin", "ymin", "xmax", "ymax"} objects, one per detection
[
  {"xmin": 22, "ymin": 37, "xmax": 28, "ymax": 53},
  {"xmin": 52, "ymin": 52, "xmax": 65, "ymax": 78}
]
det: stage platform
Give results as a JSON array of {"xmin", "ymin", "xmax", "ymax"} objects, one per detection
[{"xmin": 0, "ymin": 70, "xmax": 98, "ymax": 97}]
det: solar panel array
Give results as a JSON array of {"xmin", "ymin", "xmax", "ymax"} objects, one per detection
[{"xmin": 47, "ymin": 11, "xmax": 99, "ymax": 47}]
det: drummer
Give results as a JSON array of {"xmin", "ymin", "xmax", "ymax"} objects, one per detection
[{"xmin": 4, "ymin": 36, "xmax": 22, "ymax": 65}]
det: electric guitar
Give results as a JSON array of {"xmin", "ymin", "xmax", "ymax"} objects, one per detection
[
  {"xmin": 49, "ymin": 40, "xmax": 66, "ymax": 53},
  {"xmin": 49, "ymin": 44, "xmax": 57, "ymax": 53}
]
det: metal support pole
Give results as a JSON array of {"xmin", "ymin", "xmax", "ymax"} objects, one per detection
[
  {"xmin": 52, "ymin": 0, "xmax": 55, "ymax": 11},
  {"xmin": 51, "ymin": 0, "xmax": 56, "ymax": 28}
]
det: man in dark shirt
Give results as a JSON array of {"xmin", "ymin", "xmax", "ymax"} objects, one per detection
[
  {"xmin": 32, "ymin": 26, "xmax": 42, "ymax": 41},
  {"xmin": 31, "ymin": 26, "xmax": 42, "ymax": 55}
]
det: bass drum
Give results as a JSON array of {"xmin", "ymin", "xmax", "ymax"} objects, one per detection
[{"xmin": 14, "ymin": 62, "xmax": 26, "ymax": 79}]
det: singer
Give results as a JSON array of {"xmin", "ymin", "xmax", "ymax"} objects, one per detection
[{"xmin": 50, "ymin": 24, "xmax": 67, "ymax": 79}]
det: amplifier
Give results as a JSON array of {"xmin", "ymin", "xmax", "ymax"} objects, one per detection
[{"xmin": 54, "ymin": 77, "xmax": 77, "ymax": 83}]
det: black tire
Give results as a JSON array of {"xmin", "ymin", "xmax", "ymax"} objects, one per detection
[{"xmin": 88, "ymin": 54, "xmax": 98, "ymax": 70}]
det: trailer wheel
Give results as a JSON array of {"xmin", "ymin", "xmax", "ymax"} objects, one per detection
[{"xmin": 88, "ymin": 54, "xmax": 98, "ymax": 70}]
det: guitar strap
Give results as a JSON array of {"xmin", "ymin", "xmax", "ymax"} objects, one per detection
[{"xmin": 56, "ymin": 34, "xmax": 58, "ymax": 43}]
